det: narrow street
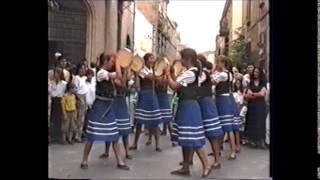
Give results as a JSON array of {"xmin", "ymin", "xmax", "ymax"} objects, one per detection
[{"xmin": 49, "ymin": 133, "xmax": 270, "ymax": 179}]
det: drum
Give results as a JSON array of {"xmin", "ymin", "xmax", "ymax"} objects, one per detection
[
  {"xmin": 116, "ymin": 48, "xmax": 133, "ymax": 68},
  {"xmin": 129, "ymin": 55, "xmax": 144, "ymax": 72},
  {"xmin": 171, "ymin": 59, "xmax": 185, "ymax": 77},
  {"xmin": 154, "ymin": 57, "xmax": 169, "ymax": 76}
]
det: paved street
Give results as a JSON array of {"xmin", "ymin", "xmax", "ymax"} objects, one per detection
[{"xmin": 49, "ymin": 133, "xmax": 270, "ymax": 179}]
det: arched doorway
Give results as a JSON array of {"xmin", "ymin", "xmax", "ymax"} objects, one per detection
[{"xmin": 48, "ymin": 0, "xmax": 88, "ymax": 68}]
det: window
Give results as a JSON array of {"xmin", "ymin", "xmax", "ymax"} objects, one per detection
[{"xmin": 246, "ymin": 0, "xmax": 251, "ymax": 26}]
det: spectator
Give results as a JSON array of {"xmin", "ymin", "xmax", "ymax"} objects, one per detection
[
  {"xmin": 49, "ymin": 68, "xmax": 67, "ymax": 143},
  {"xmin": 242, "ymin": 64, "xmax": 254, "ymax": 88},
  {"xmin": 61, "ymin": 83, "xmax": 77, "ymax": 145},
  {"xmin": 244, "ymin": 67, "xmax": 267, "ymax": 149}
]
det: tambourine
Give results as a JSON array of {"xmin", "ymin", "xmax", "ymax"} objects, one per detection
[
  {"xmin": 129, "ymin": 55, "xmax": 144, "ymax": 72},
  {"xmin": 116, "ymin": 48, "xmax": 133, "ymax": 68},
  {"xmin": 171, "ymin": 59, "xmax": 185, "ymax": 77},
  {"xmin": 154, "ymin": 57, "xmax": 169, "ymax": 76}
]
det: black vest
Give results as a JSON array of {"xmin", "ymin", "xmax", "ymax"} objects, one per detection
[
  {"xmin": 155, "ymin": 81, "xmax": 167, "ymax": 95},
  {"xmin": 116, "ymin": 85, "xmax": 127, "ymax": 97},
  {"xmin": 140, "ymin": 77, "xmax": 153, "ymax": 90},
  {"xmin": 198, "ymin": 71, "xmax": 212, "ymax": 97},
  {"xmin": 96, "ymin": 80, "xmax": 115, "ymax": 98},
  {"xmin": 178, "ymin": 69, "xmax": 199, "ymax": 100},
  {"xmin": 215, "ymin": 71, "xmax": 231, "ymax": 95}
]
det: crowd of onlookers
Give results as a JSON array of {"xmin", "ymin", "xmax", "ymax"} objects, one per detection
[
  {"xmin": 228, "ymin": 64, "xmax": 270, "ymax": 148},
  {"xmin": 48, "ymin": 52, "xmax": 97, "ymax": 144}
]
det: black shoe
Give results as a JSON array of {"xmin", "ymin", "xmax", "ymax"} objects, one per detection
[
  {"xmin": 155, "ymin": 148, "xmax": 162, "ymax": 152},
  {"xmin": 126, "ymin": 155, "xmax": 132, "ymax": 159},
  {"xmin": 80, "ymin": 163, "xmax": 88, "ymax": 169},
  {"xmin": 208, "ymin": 152, "xmax": 214, "ymax": 156},
  {"xmin": 99, "ymin": 153, "xmax": 109, "ymax": 159},
  {"xmin": 179, "ymin": 161, "xmax": 193, "ymax": 166},
  {"xmin": 170, "ymin": 169, "xmax": 190, "ymax": 176},
  {"xmin": 129, "ymin": 146, "xmax": 138, "ymax": 150},
  {"xmin": 146, "ymin": 141, "xmax": 151, "ymax": 146},
  {"xmin": 211, "ymin": 163, "xmax": 221, "ymax": 169},
  {"xmin": 117, "ymin": 164, "xmax": 130, "ymax": 170}
]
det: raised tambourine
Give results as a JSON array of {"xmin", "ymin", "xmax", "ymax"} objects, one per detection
[
  {"xmin": 116, "ymin": 48, "xmax": 133, "ymax": 68},
  {"xmin": 129, "ymin": 55, "xmax": 144, "ymax": 72},
  {"xmin": 171, "ymin": 59, "xmax": 185, "ymax": 77},
  {"xmin": 154, "ymin": 57, "xmax": 169, "ymax": 76}
]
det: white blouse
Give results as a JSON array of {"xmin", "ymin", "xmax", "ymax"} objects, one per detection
[
  {"xmin": 85, "ymin": 78, "xmax": 96, "ymax": 108},
  {"xmin": 49, "ymin": 80, "xmax": 67, "ymax": 98},
  {"xmin": 176, "ymin": 67, "xmax": 198, "ymax": 87},
  {"xmin": 74, "ymin": 75, "xmax": 88, "ymax": 95},
  {"xmin": 96, "ymin": 69, "xmax": 116, "ymax": 82},
  {"xmin": 138, "ymin": 66, "xmax": 153, "ymax": 78},
  {"xmin": 210, "ymin": 71, "xmax": 232, "ymax": 83},
  {"xmin": 198, "ymin": 71, "xmax": 207, "ymax": 86}
]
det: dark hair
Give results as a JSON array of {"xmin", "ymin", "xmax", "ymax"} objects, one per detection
[
  {"xmin": 76, "ymin": 63, "xmax": 86, "ymax": 75},
  {"xmin": 197, "ymin": 54, "xmax": 213, "ymax": 70},
  {"xmin": 70, "ymin": 65, "xmax": 77, "ymax": 75},
  {"xmin": 81, "ymin": 58, "xmax": 87, "ymax": 62},
  {"xmin": 217, "ymin": 55, "xmax": 233, "ymax": 71},
  {"xmin": 180, "ymin": 48, "xmax": 201, "ymax": 75},
  {"xmin": 250, "ymin": 67, "xmax": 267, "ymax": 85},
  {"xmin": 197, "ymin": 54, "xmax": 207, "ymax": 62},
  {"xmin": 86, "ymin": 69, "xmax": 94, "ymax": 76},
  {"xmin": 99, "ymin": 53, "xmax": 115, "ymax": 67},
  {"xmin": 143, "ymin": 53, "xmax": 153, "ymax": 63},
  {"xmin": 66, "ymin": 82, "xmax": 76, "ymax": 92},
  {"xmin": 90, "ymin": 62, "xmax": 97, "ymax": 68},
  {"xmin": 233, "ymin": 79, "xmax": 243, "ymax": 93},
  {"xmin": 57, "ymin": 55, "xmax": 64, "ymax": 62}
]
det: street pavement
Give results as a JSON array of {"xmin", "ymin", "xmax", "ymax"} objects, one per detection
[{"xmin": 49, "ymin": 133, "xmax": 270, "ymax": 179}]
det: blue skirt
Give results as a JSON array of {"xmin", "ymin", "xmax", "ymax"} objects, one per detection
[
  {"xmin": 85, "ymin": 99, "xmax": 119, "ymax": 142},
  {"xmin": 134, "ymin": 89, "xmax": 162, "ymax": 127},
  {"xmin": 172, "ymin": 100, "xmax": 206, "ymax": 148},
  {"xmin": 215, "ymin": 95, "xmax": 235, "ymax": 132},
  {"xmin": 198, "ymin": 96, "xmax": 224, "ymax": 139},
  {"xmin": 157, "ymin": 93, "xmax": 173, "ymax": 123},
  {"xmin": 114, "ymin": 97, "xmax": 131, "ymax": 136},
  {"xmin": 229, "ymin": 94, "xmax": 240, "ymax": 132}
]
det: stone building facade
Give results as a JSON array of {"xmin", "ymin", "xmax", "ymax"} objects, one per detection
[
  {"xmin": 216, "ymin": 0, "xmax": 269, "ymax": 78},
  {"xmin": 48, "ymin": 0, "xmax": 134, "ymax": 68}
]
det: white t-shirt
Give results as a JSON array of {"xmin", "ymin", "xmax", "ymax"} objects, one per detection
[
  {"xmin": 49, "ymin": 80, "xmax": 67, "ymax": 98},
  {"xmin": 176, "ymin": 67, "xmax": 198, "ymax": 87},
  {"xmin": 74, "ymin": 75, "xmax": 88, "ymax": 95},
  {"xmin": 242, "ymin": 73, "xmax": 250, "ymax": 87},
  {"xmin": 85, "ymin": 77, "xmax": 96, "ymax": 107},
  {"xmin": 139, "ymin": 66, "xmax": 153, "ymax": 78}
]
